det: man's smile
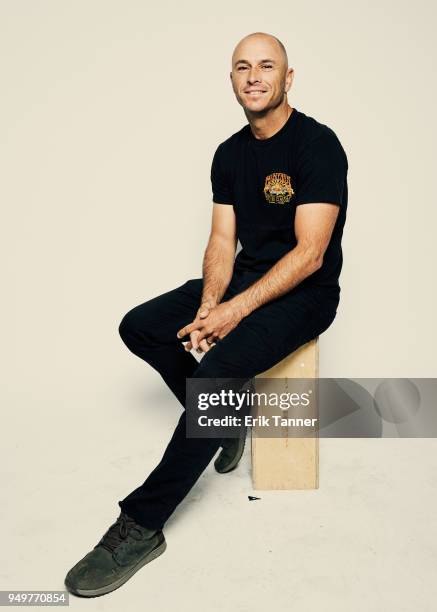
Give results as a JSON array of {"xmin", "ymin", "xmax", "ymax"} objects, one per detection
[{"xmin": 245, "ymin": 90, "xmax": 267, "ymax": 96}]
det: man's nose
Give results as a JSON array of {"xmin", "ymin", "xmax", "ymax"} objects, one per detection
[{"xmin": 247, "ymin": 68, "xmax": 262, "ymax": 84}]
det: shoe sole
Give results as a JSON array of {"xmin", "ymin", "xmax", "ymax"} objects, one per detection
[
  {"xmin": 215, "ymin": 428, "xmax": 247, "ymax": 474},
  {"xmin": 65, "ymin": 538, "xmax": 167, "ymax": 598}
]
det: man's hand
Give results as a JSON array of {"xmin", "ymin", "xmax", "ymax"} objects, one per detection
[
  {"xmin": 177, "ymin": 300, "xmax": 245, "ymax": 352},
  {"xmin": 183, "ymin": 298, "xmax": 218, "ymax": 354}
]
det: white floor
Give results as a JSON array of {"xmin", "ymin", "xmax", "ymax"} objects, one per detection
[{"xmin": 3, "ymin": 373, "xmax": 437, "ymax": 612}]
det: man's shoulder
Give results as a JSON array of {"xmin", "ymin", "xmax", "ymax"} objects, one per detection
[
  {"xmin": 295, "ymin": 108, "xmax": 341, "ymax": 145},
  {"xmin": 214, "ymin": 124, "xmax": 248, "ymax": 154},
  {"xmin": 294, "ymin": 109, "xmax": 348, "ymax": 166}
]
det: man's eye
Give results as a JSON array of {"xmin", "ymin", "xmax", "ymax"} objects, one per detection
[{"xmin": 236, "ymin": 64, "xmax": 272, "ymax": 71}]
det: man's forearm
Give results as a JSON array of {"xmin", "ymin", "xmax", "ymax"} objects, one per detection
[
  {"xmin": 201, "ymin": 235, "xmax": 236, "ymax": 305},
  {"xmin": 228, "ymin": 243, "xmax": 322, "ymax": 317}
]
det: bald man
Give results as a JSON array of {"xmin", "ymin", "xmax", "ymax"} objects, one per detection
[{"xmin": 65, "ymin": 32, "xmax": 348, "ymax": 597}]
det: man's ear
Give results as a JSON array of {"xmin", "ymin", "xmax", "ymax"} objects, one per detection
[{"xmin": 285, "ymin": 68, "xmax": 294, "ymax": 93}]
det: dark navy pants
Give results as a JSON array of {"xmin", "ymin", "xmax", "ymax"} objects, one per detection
[{"xmin": 117, "ymin": 269, "xmax": 339, "ymax": 530}]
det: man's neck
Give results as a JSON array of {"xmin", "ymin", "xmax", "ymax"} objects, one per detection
[{"xmin": 247, "ymin": 103, "xmax": 293, "ymax": 141}]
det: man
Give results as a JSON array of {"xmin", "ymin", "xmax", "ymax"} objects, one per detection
[{"xmin": 65, "ymin": 31, "xmax": 348, "ymax": 597}]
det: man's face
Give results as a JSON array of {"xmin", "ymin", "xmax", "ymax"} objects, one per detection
[{"xmin": 230, "ymin": 36, "xmax": 293, "ymax": 115}]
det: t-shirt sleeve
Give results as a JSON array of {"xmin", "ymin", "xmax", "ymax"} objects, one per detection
[
  {"xmin": 210, "ymin": 143, "xmax": 233, "ymax": 205},
  {"xmin": 293, "ymin": 129, "xmax": 348, "ymax": 207}
]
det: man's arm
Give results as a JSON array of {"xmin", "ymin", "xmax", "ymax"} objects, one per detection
[
  {"xmin": 180, "ymin": 203, "xmax": 236, "ymax": 353},
  {"xmin": 200, "ymin": 202, "xmax": 237, "ymax": 310},
  {"xmin": 228, "ymin": 203, "xmax": 339, "ymax": 317},
  {"xmin": 179, "ymin": 140, "xmax": 237, "ymax": 353},
  {"xmin": 224, "ymin": 202, "xmax": 339, "ymax": 317},
  {"xmin": 176, "ymin": 202, "xmax": 340, "ymax": 346}
]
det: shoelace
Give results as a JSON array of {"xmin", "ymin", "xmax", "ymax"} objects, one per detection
[{"xmin": 97, "ymin": 512, "xmax": 145, "ymax": 553}]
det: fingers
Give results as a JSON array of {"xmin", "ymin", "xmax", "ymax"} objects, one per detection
[
  {"xmin": 191, "ymin": 329, "xmax": 217, "ymax": 351},
  {"xmin": 198, "ymin": 305, "xmax": 210, "ymax": 318},
  {"xmin": 177, "ymin": 316, "xmax": 212, "ymax": 339},
  {"xmin": 196, "ymin": 338, "xmax": 211, "ymax": 353},
  {"xmin": 177, "ymin": 321, "xmax": 198, "ymax": 339},
  {"xmin": 176, "ymin": 327, "xmax": 187, "ymax": 339},
  {"xmin": 205, "ymin": 337, "xmax": 217, "ymax": 351},
  {"xmin": 198, "ymin": 299, "xmax": 215, "ymax": 319},
  {"xmin": 177, "ymin": 300, "xmax": 217, "ymax": 338},
  {"xmin": 196, "ymin": 328, "xmax": 221, "ymax": 346},
  {"xmin": 184, "ymin": 334, "xmax": 217, "ymax": 354},
  {"xmin": 196, "ymin": 328, "xmax": 212, "ymax": 345},
  {"xmin": 189, "ymin": 330, "xmax": 201, "ymax": 350},
  {"xmin": 177, "ymin": 316, "xmax": 222, "ymax": 345}
]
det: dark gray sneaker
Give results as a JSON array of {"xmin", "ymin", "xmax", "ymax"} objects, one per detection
[
  {"xmin": 64, "ymin": 511, "xmax": 166, "ymax": 597},
  {"xmin": 214, "ymin": 424, "xmax": 248, "ymax": 474},
  {"xmin": 214, "ymin": 378, "xmax": 253, "ymax": 474}
]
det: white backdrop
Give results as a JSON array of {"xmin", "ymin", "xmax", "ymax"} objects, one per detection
[{"xmin": 1, "ymin": 2, "xmax": 436, "ymax": 610}]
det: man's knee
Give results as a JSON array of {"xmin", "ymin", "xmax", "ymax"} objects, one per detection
[
  {"xmin": 118, "ymin": 307, "xmax": 152, "ymax": 351},
  {"xmin": 118, "ymin": 309, "xmax": 136, "ymax": 346}
]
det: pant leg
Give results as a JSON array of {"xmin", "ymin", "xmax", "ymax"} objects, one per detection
[
  {"xmin": 117, "ymin": 276, "xmax": 243, "ymax": 529},
  {"xmin": 118, "ymin": 279, "xmax": 338, "ymax": 531}
]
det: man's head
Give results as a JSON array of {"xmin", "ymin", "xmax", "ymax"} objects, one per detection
[{"xmin": 230, "ymin": 32, "xmax": 293, "ymax": 117}]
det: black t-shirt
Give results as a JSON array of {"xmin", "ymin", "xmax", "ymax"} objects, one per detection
[{"xmin": 210, "ymin": 107, "xmax": 348, "ymax": 290}]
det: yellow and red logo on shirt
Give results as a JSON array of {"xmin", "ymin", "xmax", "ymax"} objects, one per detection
[{"xmin": 263, "ymin": 172, "xmax": 294, "ymax": 204}]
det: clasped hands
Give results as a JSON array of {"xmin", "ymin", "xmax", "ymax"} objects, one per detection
[{"xmin": 176, "ymin": 298, "xmax": 245, "ymax": 354}]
